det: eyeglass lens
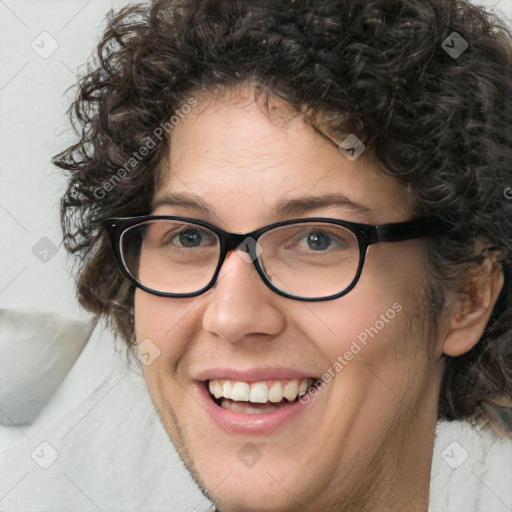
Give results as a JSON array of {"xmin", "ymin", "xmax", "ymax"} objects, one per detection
[{"xmin": 120, "ymin": 219, "xmax": 360, "ymax": 298}]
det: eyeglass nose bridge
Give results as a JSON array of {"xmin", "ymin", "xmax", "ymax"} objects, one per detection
[
  {"xmin": 218, "ymin": 231, "xmax": 263, "ymax": 267},
  {"xmin": 207, "ymin": 229, "xmax": 271, "ymax": 295}
]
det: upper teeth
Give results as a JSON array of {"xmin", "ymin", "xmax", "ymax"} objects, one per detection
[{"xmin": 208, "ymin": 378, "xmax": 312, "ymax": 404}]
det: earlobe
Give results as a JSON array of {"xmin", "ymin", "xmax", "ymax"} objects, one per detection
[{"xmin": 443, "ymin": 261, "xmax": 504, "ymax": 357}]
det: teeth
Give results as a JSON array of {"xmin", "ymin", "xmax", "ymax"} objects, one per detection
[
  {"xmin": 208, "ymin": 378, "xmax": 313, "ymax": 404},
  {"xmin": 222, "ymin": 380, "xmax": 233, "ymax": 400},
  {"xmin": 282, "ymin": 380, "xmax": 299, "ymax": 401},
  {"xmin": 249, "ymin": 382, "xmax": 268, "ymax": 403},
  {"xmin": 221, "ymin": 400, "xmax": 281, "ymax": 414},
  {"xmin": 214, "ymin": 381, "xmax": 223, "ymax": 399},
  {"xmin": 231, "ymin": 381, "xmax": 250, "ymax": 401},
  {"xmin": 268, "ymin": 381, "xmax": 283, "ymax": 403},
  {"xmin": 298, "ymin": 380, "xmax": 309, "ymax": 397}
]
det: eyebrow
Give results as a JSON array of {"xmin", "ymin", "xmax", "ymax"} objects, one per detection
[{"xmin": 152, "ymin": 192, "xmax": 374, "ymax": 217}]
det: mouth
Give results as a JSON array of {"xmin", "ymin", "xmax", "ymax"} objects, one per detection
[
  {"xmin": 205, "ymin": 377, "xmax": 318, "ymax": 415},
  {"xmin": 194, "ymin": 368, "xmax": 323, "ymax": 434}
]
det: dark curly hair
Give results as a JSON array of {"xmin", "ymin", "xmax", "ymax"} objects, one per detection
[{"xmin": 53, "ymin": 0, "xmax": 512, "ymax": 428}]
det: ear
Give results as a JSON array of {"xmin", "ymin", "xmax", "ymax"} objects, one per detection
[{"xmin": 443, "ymin": 260, "xmax": 504, "ymax": 357}]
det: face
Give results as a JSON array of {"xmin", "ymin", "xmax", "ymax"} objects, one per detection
[{"xmin": 134, "ymin": 89, "xmax": 445, "ymax": 512}]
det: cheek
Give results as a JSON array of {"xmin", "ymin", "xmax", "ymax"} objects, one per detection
[
  {"xmin": 299, "ymin": 250, "xmax": 426, "ymax": 376},
  {"xmin": 133, "ymin": 291, "xmax": 200, "ymax": 370},
  {"xmin": 303, "ymin": 291, "xmax": 402, "ymax": 351}
]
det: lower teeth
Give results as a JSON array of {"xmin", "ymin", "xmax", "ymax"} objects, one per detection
[{"xmin": 220, "ymin": 398, "xmax": 290, "ymax": 414}]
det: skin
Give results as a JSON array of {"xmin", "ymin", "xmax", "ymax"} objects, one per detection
[{"xmin": 133, "ymin": 88, "xmax": 503, "ymax": 512}]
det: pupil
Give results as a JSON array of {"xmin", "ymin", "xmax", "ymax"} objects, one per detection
[
  {"xmin": 179, "ymin": 229, "xmax": 201, "ymax": 247},
  {"xmin": 307, "ymin": 232, "xmax": 329, "ymax": 250}
]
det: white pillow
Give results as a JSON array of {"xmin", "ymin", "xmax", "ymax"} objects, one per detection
[{"xmin": 0, "ymin": 309, "xmax": 95, "ymax": 426}]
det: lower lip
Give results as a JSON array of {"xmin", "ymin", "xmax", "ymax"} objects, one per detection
[{"xmin": 196, "ymin": 382, "xmax": 313, "ymax": 435}]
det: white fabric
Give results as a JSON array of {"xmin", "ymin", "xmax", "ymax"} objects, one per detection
[
  {"xmin": 430, "ymin": 422, "xmax": 512, "ymax": 512},
  {"xmin": 0, "ymin": 309, "xmax": 94, "ymax": 426}
]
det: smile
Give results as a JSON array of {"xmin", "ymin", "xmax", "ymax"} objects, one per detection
[
  {"xmin": 208, "ymin": 377, "xmax": 314, "ymax": 410},
  {"xmin": 198, "ymin": 374, "xmax": 321, "ymax": 434}
]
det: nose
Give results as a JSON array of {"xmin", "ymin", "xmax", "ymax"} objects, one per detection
[{"xmin": 201, "ymin": 249, "xmax": 286, "ymax": 344}]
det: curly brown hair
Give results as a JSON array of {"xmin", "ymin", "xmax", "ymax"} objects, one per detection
[{"xmin": 53, "ymin": 0, "xmax": 512, "ymax": 428}]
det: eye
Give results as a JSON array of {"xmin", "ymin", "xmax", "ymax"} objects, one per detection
[
  {"xmin": 162, "ymin": 224, "xmax": 218, "ymax": 249},
  {"xmin": 296, "ymin": 229, "xmax": 348, "ymax": 251},
  {"xmin": 142, "ymin": 221, "xmax": 218, "ymax": 249},
  {"xmin": 173, "ymin": 228, "xmax": 204, "ymax": 248},
  {"xmin": 304, "ymin": 231, "xmax": 331, "ymax": 251}
]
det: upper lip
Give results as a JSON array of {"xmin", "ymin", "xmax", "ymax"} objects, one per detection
[{"xmin": 195, "ymin": 367, "xmax": 319, "ymax": 382}]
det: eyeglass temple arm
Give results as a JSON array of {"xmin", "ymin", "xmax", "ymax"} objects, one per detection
[{"xmin": 371, "ymin": 217, "xmax": 450, "ymax": 244}]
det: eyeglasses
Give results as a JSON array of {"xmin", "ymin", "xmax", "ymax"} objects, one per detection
[{"xmin": 102, "ymin": 215, "xmax": 448, "ymax": 301}]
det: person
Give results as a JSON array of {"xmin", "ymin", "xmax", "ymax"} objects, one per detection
[{"xmin": 52, "ymin": 0, "xmax": 512, "ymax": 510}]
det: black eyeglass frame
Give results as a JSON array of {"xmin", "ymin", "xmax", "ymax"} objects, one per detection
[{"xmin": 102, "ymin": 215, "xmax": 449, "ymax": 301}]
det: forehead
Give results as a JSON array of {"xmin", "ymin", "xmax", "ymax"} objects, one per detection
[{"xmin": 154, "ymin": 89, "xmax": 413, "ymax": 226}]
